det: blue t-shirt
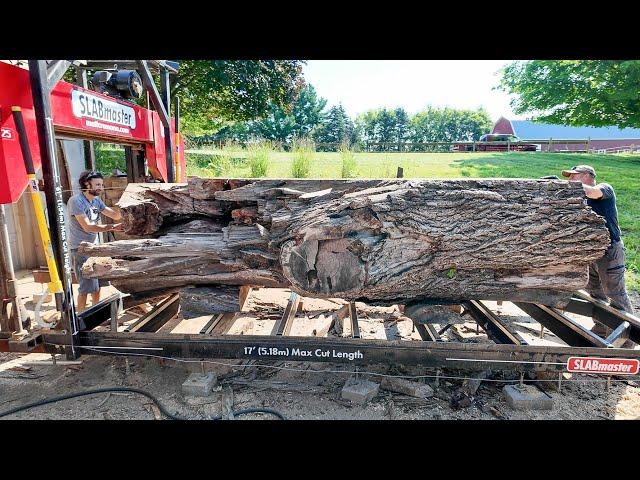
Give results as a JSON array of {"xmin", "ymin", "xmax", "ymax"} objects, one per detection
[
  {"xmin": 67, "ymin": 194, "xmax": 106, "ymax": 249},
  {"xmin": 586, "ymin": 183, "xmax": 621, "ymax": 243}
]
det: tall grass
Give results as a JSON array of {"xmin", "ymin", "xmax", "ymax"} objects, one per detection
[
  {"xmin": 339, "ymin": 144, "xmax": 357, "ymax": 178},
  {"xmin": 247, "ymin": 142, "xmax": 271, "ymax": 178},
  {"xmin": 291, "ymin": 138, "xmax": 314, "ymax": 178}
]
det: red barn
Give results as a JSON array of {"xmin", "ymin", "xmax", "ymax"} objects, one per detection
[{"xmin": 492, "ymin": 117, "xmax": 640, "ymax": 152}]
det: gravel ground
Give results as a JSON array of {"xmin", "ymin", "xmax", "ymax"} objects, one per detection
[{"xmin": 1, "ymin": 351, "xmax": 638, "ymax": 420}]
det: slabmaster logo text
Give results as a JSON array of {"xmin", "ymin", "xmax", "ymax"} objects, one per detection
[
  {"xmin": 567, "ymin": 357, "xmax": 639, "ymax": 375},
  {"xmin": 71, "ymin": 90, "xmax": 136, "ymax": 132}
]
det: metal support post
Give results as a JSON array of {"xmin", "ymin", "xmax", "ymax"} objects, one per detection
[
  {"xmin": 137, "ymin": 61, "xmax": 174, "ymax": 183},
  {"xmin": 0, "ymin": 205, "xmax": 25, "ymax": 334},
  {"xmin": 28, "ymin": 60, "xmax": 79, "ymax": 359},
  {"xmin": 75, "ymin": 66, "xmax": 95, "ymax": 170},
  {"xmin": 174, "ymin": 96, "xmax": 181, "ymax": 182},
  {"xmin": 160, "ymin": 67, "xmax": 175, "ymax": 183}
]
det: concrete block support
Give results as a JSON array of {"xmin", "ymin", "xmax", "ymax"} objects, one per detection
[
  {"xmin": 503, "ymin": 384, "xmax": 554, "ymax": 410},
  {"xmin": 182, "ymin": 372, "xmax": 218, "ymax": 397},
  {"xmin": 341, "ymin": 377, "xmax": 379, "ymax": 405}
]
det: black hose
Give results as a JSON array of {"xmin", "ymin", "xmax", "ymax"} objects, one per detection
[
  {"xmin": 0, "ymin": 387, "xmax": 182, "ymax": 420},
  {"xmin": 211, "ymin": 408, "xmax": 286, "ymax": 420},
  {"xmin": 0, "ymin": 387, "xmax": 285, "ymax": 420}
]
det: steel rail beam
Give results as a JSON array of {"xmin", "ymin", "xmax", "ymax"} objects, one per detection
[
  {"xmin": 464, "ymin": 300, "xmax": 526, "ymax": 345},
  {"xmin": 515, "ymin": 302, "xmax": 610, "ymax": 348},
  {"xmin": 125, "ymin": 294, "xmax": 180, "ymax": 333},
  {"xmin": 563, "ymin": 291, "xmax": 640, "ymax": 345},
  {"xmin": 53, "ymin": 330, "xmax": 640, "ymax": 374},
  {"xmin": 77, "ymin": 294, "xmax": 125, "ymax": 331},
  {"xmin": 199, "ymin": 314, "xmax": 225, "ymax": 335}
]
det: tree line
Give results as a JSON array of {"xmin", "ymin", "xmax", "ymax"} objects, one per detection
[
  {"xmin": 189, "ymin": 85, "xmax": 493, "ymax": 151},
  {"xmin": 64, "ymin": 60, "xmax": 640, "ymax": 144}
]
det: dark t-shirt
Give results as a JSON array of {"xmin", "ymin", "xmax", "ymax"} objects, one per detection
[
  {"xmin": 67, "ymin": 194, "xmax": 106, "ymax": 249},
  {"xmin": 586, "ymin": 183, "xmax": 621, "ymax": 243}
]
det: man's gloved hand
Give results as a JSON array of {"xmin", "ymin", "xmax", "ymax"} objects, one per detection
[{"xmin": 540, "ymin": 175, "xmax": 560, "ymax": 180}]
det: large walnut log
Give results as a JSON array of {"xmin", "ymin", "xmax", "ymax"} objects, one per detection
[{"xmin": 79, "ymin": 178, "xmax": 611, "ymax": 307}]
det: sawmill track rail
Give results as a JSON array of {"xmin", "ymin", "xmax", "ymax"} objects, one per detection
[{"xmin": 3, "ymin": 290, "xmax": 639, "ymax": 378}]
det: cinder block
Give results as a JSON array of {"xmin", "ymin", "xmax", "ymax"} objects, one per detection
[
  {"xmin": 380, "ymin": 377, "xmax": 434, "ymax": 399},
  {"xmin": 341, "ymin": 377, "xmax": 379, "ymax": 405},
  {"xmin": 182, "ymin": 372, "xmax": 218, "ymax": 397},
  {"xmin": 503, "ymin": 384, "xmax": 554, "ymax": 411}
]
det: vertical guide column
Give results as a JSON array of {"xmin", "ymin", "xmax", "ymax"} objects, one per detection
[
  {"xmin": 28, "ymin": 60, "xmax": 79, "ymax": 359},
  {"xmin": 160, "ymin": 66, "xmax": 175, "ymax": 183},
  {"xmin": 174, "ymin": 96, "xmax": 181, "ymax": 182},
  {"xmin": 74, "ymin": 65, "xmax": 96, "ymax": 170}
]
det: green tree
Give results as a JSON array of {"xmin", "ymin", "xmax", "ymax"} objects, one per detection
[
  {"xmin": 174, "ymin": 60, "xmax": 306, "ymax": 135},
  {"xmin": 313, "ymin": 104, "xmax": 355, "ymax": 149},
  {"xmin": 207, "ymin": 121, "xmax": 257, "ymax": 143},
  {"xmin": 395, "ymin": 107, "xmax": 409, "ymax": 145},
  {"xmin": 290, "ymin": 85, "xmax": 328, "ymax": 138},
  {"xmin": 409, "ymin": 106, "xmax": 491, "ymax": 147},
  {"xmin": 497, "ymin": 60, "xmax": 640, "ymax": 127},
  {"xmin": 254, "ymin": 85, "xmax": 327, "ymax": 142},
  {"xmin": 377, "ymin": 109, "xmax": 397, "ymax": 146},
  {"xmin": 206, "ymin": 85, "xmax": 327, "ymax": 144},
  {"xmin": 355, "ymin": 108, "xmax": 404, "ymax": 150},
  {"xmin": 355, "ymin": 110, "xmax": 380, "ymax": 146}
]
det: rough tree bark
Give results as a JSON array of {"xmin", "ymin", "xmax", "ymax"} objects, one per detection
[
  {"xmin": 180, "ymin": 286, "xmax": 242, "ymax": 316},
  {"xmin": 79, "ymin": 178, "xmax": 611, "ymax": 308}
]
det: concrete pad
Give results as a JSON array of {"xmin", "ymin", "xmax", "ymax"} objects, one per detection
[
  {"xmin": 182, "ymin": 372, "xmax": 218, "ymax": 397},
  {"xmin": 380, "ymin": 377, "xmax": 434, "ymax": 398},
  {"xmin": 341, "ymin": 377, "xmax": 379, "ymax": 405},
  {"xmin": 503, "ymin": 384, "xmax": 554, "ymax": 411}
]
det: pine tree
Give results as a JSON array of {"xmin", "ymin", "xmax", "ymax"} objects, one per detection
[{"xmin": 313, "ymin": 104, "xmax": 355, "ymax": 150}]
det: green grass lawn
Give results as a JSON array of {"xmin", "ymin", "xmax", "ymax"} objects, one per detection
[{"xmin": 185, "ymin": 149, "xmax": 640, "ymax": 291}]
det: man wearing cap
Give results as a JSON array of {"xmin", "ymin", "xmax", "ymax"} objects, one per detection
[
  {"xmin": 561, "ymin": 165, "xmax": 634, "ymax": 316},
  {"xmin": 67, "ymin": 170, "xmax": 124, "ymax": 312}
]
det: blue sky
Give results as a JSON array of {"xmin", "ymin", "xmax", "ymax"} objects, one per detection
[{"xmin": 302, "ymin": 60, "xmax": 526, "ymax": 122}]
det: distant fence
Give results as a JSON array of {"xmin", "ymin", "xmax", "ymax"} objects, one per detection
[
  {"xmin": 185, "ymin": 137, "xmax": 640, "ymax": 154},
  {"xmin": 591, "ymin": 144, "xmax": 640, "ymax": 155}
]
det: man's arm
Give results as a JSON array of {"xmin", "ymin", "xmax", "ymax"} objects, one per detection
[
  {"xmin": 74, "ymin": 214, "xmax": 123, "ymax": 233},
  {"xmin": 583, "ymin": 184, "xmax": 604, "ymax": 199},
  {"xmin": 101, "ymin": 206, "xmax": 122, "ymax": 221}
]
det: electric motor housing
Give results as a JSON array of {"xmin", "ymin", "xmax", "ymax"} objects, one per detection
[{"xmin": 91, "ymin": 69, "xmax": 144, "ymax": 101}]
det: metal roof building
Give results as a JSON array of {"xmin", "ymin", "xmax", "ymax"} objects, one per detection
[{"xmin": 492, "ymin": 117, "xmax": 640, "ymax": 152}]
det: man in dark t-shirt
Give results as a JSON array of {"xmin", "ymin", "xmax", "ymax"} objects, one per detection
[
  {"xmin": 67, "ymin": 171, "xmax": 124, "ymax": 312},
  {"xmin": 561, "ymin": 165, "xmax": 634, "ymax": 316}
]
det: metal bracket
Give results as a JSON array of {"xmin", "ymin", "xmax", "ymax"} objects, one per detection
[
  {"xmin": 349, "ymin": 302, "xmax": 361, "ymax": 338},
  {"xmin": 273, "ymin": 292, "xmax": 300, "ymax": 336},
  {"xmin": 136, "ymin": 60, "xmax": 171, "ymax": 128},
  {"xmin": 46, "ymin": 60, "xmax": 72, "ymax": 90}
]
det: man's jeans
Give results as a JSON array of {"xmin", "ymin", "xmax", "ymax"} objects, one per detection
[{"xmin": 587, "ymin": 239, "xmax": 634, "ymax": 314}]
